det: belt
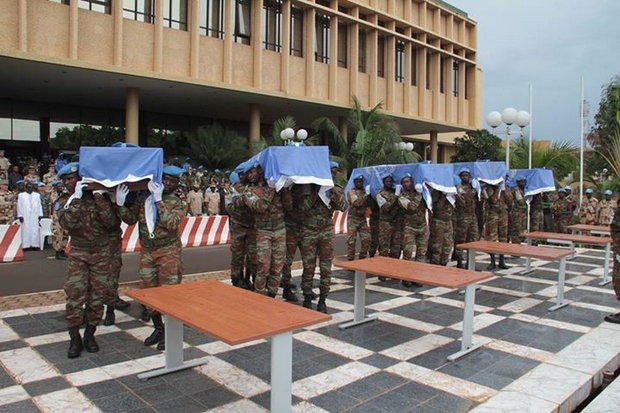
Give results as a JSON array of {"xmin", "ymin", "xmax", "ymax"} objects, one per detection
[
  {"xmin": 255, "ymin": 219, "xmax": 285, "ymax": 230},
  {"xmin": 305, "ymin": 218, "xmax": 331, "ymax": 227}
]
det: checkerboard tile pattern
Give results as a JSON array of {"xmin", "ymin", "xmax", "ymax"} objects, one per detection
[{"xmin": 1, "ymin": 247, "xmax": 619, "ymax": 412}]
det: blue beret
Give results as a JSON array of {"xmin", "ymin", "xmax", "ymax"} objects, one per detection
[
  {"xmin": 380, "ymin": 172, "xmax": 393, "ymax": 181},
  {"xmin": 198, "ymin": 165, "xmax": 204, "ymax": 169},
  {"xmin": 163, "ymin": 165, "xmax": 185, "ymax": 178},
  {"xmin": 564, "ymin": 186, "xmax": 572, "ymax": 191},
  {"xmin": 515, "ymin": 175, "xmax": 526, "ymax": 181},
  {"xmin": 112, "ymin": 142, "xmax": 139, "ymax": 148},
  {"xmin": 559, "ymin": 188, "xmax": 567, "ymax": 193},
  {"xmin": 605, "ymin": 190, "xmax": 613, "ymax": 196},
  {"xmin": 330, "ymin": 161, "xmax": 340, "ymax": 169},
  {"xmin": 400, "ymin": 173, "xmax": 412, "ymax": 183},
  {"xmin": 59, "ymin": 152, "xmax": 64, "ymax": 156},
  {"xmin": 37, "ymin": 182, "xmax": 45, "ymax": 187},
  {"xmin": 234, "ymin": 162, "xmax": 246, "ymax": 174},
  {"xmin": 16, "ymin": 179, "xmax": 25, "ymax": 184},
  {"xmin": 242, "ymin": 161, "xmax": 259, "ymax": 174},
  {"xmin": 457, "ymin": 167, "xmax": 470, "ymax": 175},
  {"xmin": 52, "ymin": 180, "xmax": 63, "ymax": 187},
  {"xmin": 215, "ymin": 169, "xmax": 221, "ymax": 173},
  {"xmin": 585, "ymin": 188, "xmax": 593, "ymax": 194},
  {"xmin": 57, "ymin": 162, "xmax": 80, "ymax": 179},
  {"xmin": 230, "ymin": 171, "xmax": 239, "ymax": 184},
  {"xmin": 353, "ymin": 174, "xmax": 364, "ymax": 181}
]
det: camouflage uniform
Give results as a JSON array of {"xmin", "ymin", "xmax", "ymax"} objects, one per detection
[
  {"xmin": 187, "ymin": 188, "xmax": 204, "ymax": 216},
  {"xmin": 104, "ymin": 204, "xmax": 123, "ymax": 307},
  {"xmin": 454, "ymin": 183, "xmax": 479, "ymax": 265},
  {"xmin": 510, "ymin": 185, "xmax": 528, "ymax": 243},
  {"xmin": 399, "ymin": 188, "xmax": 428, "ymax": 262},
  {"xmin": 483, "ymin": 186, "xmax": 501, "ymax": 241},
  {"xmin": 281, "ymin": 186, "xmax": 302, "ymax": 286},
  {"xmin": 597, "ymin": 198, "xmax": 617, "ymax": 226},
  {"xmin": 346, "ymin": 186, "xmax": 371, "ymax": 260},
  {"xmin": 376, "ymin": 187, "xmax": 399, "ymax": 258},
  {"xmin": 551, "ymin": 196, "xmax": 571, "ymax": 233},
  {"xmin": 499, "ymin": 189, "xmax": 512, "ymax": 243},
  {"xmin": 204, "ymin": 187, "xmax": 220, "ymax": 215},
  {"xmin": 42, "ymin": 170, "xmax": 56, "ymax": 194},
  {"xmin": 40, "ymin": 191, "xmax": 52, "ymax": 218},
  {"xmin": 579, "ymin": 196, "xmax": 599, "ymax": 225},
  {"xmin": 0, "ymin": 188, "xmax": 16, "ymax": 224},
  {"xmin": 51, "ymin": 192, "xmax": 69, "ymax": 254},
  {"xmin": 368, "ymin": 199, "xmax": 380, "ymax": 257},
  {"xmin": 429, "ymin": 192, "xmax": 454, "ymax": 266},
  {"xmin": 227, "ymin": 182, "xmax": 256, "ymax": 288},
  {"xmin": 243, "ymin": 182, "xmax": 285, "ymax": 296},
  {"xmin": 529, "ymin": 193, "xmax": 544, "ymax": 232},
  {"xmin": 609, "ymin": 199, "xmax": 620, "ymax": 298}
]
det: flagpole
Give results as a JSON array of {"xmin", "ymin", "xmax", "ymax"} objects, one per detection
[
  {"xmin": 579, "ymin": 76, "xmax": 584, "ymax": 206},
  {"xmin": 528, "ymin": 84, "xmax": 533, "ymax": 169}
]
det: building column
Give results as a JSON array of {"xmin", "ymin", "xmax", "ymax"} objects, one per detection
[
  {"xmin": 249, "ymin": 104, "xmax": 261, "ymax": 154},
  {"xmin": 126, "ymin": 88, "xmax": 140, "ymax": 145},
  {"xmin": 304, "ymin": 8, "xmax": 316, "ymax": 97},
  {"xmin": 189, "ymin": 0, "xmax": 200, "ymax": 78},
  {"xmin": 429, "ymin": 130, "xmax": 438, "ymax": 163},
  {"xmin": 252, "ymin": 0, "xmax": 264, "ymax": 88},
  {"xmin": 113, "ymin": 0, "xmax": 123, "ymax": 65},
  {"xmin": 223, "ymin": 0, "xmax": 234, "ymax": 83},
  {"xmin": 69, "ymin": 0, "xmax": 78, "ymax": 59},
  {"xmin": 153, "ymin": 0, "xmax": 164, "ymax": 72},
  {"xmin": 281, "ymin": 0, "xmax": 291, "ymax": 93}
]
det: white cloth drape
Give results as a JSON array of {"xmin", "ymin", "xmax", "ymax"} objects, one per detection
[{"xmin": 16, "ymin": 192, "xmax": 43, "ymax": 248}]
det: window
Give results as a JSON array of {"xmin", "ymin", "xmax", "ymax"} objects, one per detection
[
  {"xmin": 377, "ymin": 34, "xmax": 385, "ymax": 78},
  {"xmin": 465, "ymin": 65, "xmax": 470, "ymax": 99},
  {"xmin": 395, "ymin": 40, "xmax": 405, "ymax": 82},
  {"xmin": 290, "ymin": 5, "xmax": 303, "ymax": 57},
  {"xmin": 163, "ymin": 0, "xmax": 188, "ymax": 30},
  {"xmin": 440, "ymin": 56, "xmax": 445, "ymax": 94},
  {"xmin": 426, "ymin": 51, "xmax": 431, "ymax": 89},
  {"xmin": 49, "ymin": 0, "xmax": 70, "ymax": 5},
  {"xmin": 263, "ymin": 0, "xmax": 282, "ymax": 52},
  {"xmin": 358, "ymin": 29, "xmax": 367, "ymax": 73},
  {"xmin": 124, "ymin": 0, "xmax": 155, "ymax": 24},
  {"xmin": 79, "ymin": 0, "xmax": 111, "ymax": 13},
  {"xmin": 337, "ymin": 22, "xmax": 348, "ymax": 68},
  {"xmin": 411, "ymin": 46, "xmax": 417, "ymax": 86},
  {"xmin": 200, "ymin": 0, "xmax": 225, "ymax": 38},
  {"xmin": 234, "ymin": 0, "xmax": 251, "ymax": 44},
  {"xmin": 315, "ymin": 13, "xmax": 330, "ymax": 64},
  {"xmin": 452, "ymin": 61, "xmax": 459, "ymax": 97}
]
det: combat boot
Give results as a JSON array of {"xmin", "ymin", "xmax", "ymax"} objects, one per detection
[
  {"xmin": 267, "ymin": 291, "xmax": 277, "ymax": 298},
  {"xmin": 140, "ymin": 305, "xmax": 150, "ymax": 322},
  {"xmin": 498, "ymin": 255, "xmax": 508, "ymax": 269},
  {"xmin": 302, "ymin": 294, "xmax": 313, "ymax": 309},
  {"xmin": 55, "ymin": 250, "xmax": 67, "ymax": 260},
  {"xmin": 456, "ymin": 257, "xmax": 464, "ymax": 269},
  {"xmin": 83, "ymin": 324, "xmax": 99, "ymax": 353},
  {"xmin": 115, "ymin": 298, "xmax": 131, "ymax": 310},
  {"xmin": 282, "ymin": 285, "xmax": 298, "ymax": 302},
  {"xmin": 486, "ymin": 254, "xmax": 496, "ymax": 270},
  {"xmin": 103, "ymin": 305, "xmax": 115, "ymax": 326},
  {"xmin": 144, "ymin": 314, "xmax": 164, "ymax": 347},
  {"xmin": 67, "ymin": 326, "xmax": 83, "ymax": 359},
  {"xmin": 316, "ymin": 294, "xmax": 328, "ymax": 313}
]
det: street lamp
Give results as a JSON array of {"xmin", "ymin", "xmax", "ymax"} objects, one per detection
[
  {"xmin": 394, "ymin": 141, "xmax": 414, "ymax": 162},
  {"xmin": 279, "ymin": 127, "xmax": 308, "ymax": 146},
  {"xmin": 487, "ymin": 108, "xmax": 530, "ymax": 169}
]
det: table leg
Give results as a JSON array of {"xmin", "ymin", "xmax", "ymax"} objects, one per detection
[
  {"xmin": 467, "ymin": 249, "xmax": 476, "ymax": 272},
  {"xmin": 448, "ymin": 284, "xmax": 483, "ymax": 361},
  {"xmin": 137, "ymin": 316, "xmax": 208, "ymax": 380},
  {"xmin": 599, "ymin": 242, "xmax": 611, "ymax": 286},
  {"xmin": 270, "ymin": 331, "xmax": 292, "ymax": 413},
  {"xmin": 520, "ymin": 239, "xmax": 534, "ymax": 274},
  {"xmin": 548, "ymin": 257, "xmax": 569, "ymax": 311},
  {"xmin": 339, "ymin": 271, "xmax": 377, "ymax": 329}
]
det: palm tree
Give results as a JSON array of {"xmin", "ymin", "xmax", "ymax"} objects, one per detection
[
  {"xmin": 509, "ymin": 136, "xmax": 579, "ymax": 181},
  {"xmin": 183, "ymin": 123, "xmax": 249, "ymax": 170}
]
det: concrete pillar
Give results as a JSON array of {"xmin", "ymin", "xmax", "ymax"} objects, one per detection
[
  {"xmin": 281, "ymin": 0, "xmax": 291, "ymax": 93},
  {"xmin": 429, "ymin": 130, "xmax": 438, "ymax": 163},
  {"xmin": 223, "ymin": 0, "xmax": 234, "ymax": 83},
  {"xmin": 113, "ymin": 0, "xmax": 123, "ymax": 65},
  {"xmin": 189, "ymin": 0, "xmax": 200, "ymax": 78},
  {"xmin": 304, "ymin": 8, "xmax": 316, "ymax": 97},
  {"xmin": 252, "ymin": 0, "xmax": 264, "ymax": 88},
  {"xmin": 154, "ymin": 0, "xmax": 164, "ymax": 72},
  {"xmin": 69, "ymin": 0, "xmax": 78, "ymax": 59},
  {"xmin": 125, "ymin": 88, "xmax": 140, "ymax": 145},
  {"xmin": 249, "ymin": 104, "xmax": 261, "ymax": 154},
  {"xmin": 18, "ymin": 0, "xmax": 27, "ymax": 52}
]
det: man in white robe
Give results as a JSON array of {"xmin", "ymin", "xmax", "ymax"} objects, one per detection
[{"xmin": 16, "ymin": 182, "xmax": 43, "ymax": 249}]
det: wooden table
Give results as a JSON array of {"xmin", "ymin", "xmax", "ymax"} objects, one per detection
[
  {"xmin": 568, "ymin": 224, "xmax": 610, "ymax": 236},
  {"xmin": 127, "ymin": 280, "xmax": 330, "ymax": 413},
  {"xmin": 458, "ymin": 241, "xmax": 575, "ymax": 311},
  {"xmin": 523, "ymin": 231, "xmax": 612, "ymax": 286},
  {"xmin": 334, "ymin": 257, "xmax": 492, "ymax": 361}
]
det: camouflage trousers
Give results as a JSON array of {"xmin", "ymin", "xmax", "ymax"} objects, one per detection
[
  {"xmin": 64, "ymin": 247, "xmax": 111, "ymax": 328},
  {"xmin": 229, "ymin": 222, "xmax": 256, "ymax": 286},
  {"xmin": 52, "ymin": 216, "xmax": 69, "ymax": 251},
  {"xmin": 378, "ymin": 220, "xmax": 401, "ymax": 258},
  {"xmin": 140, "ymin": 241, "xmax": 183, "ymax": 316},
  {"xmin": 454, "ymin": 218, "xmax": 479, "ymax": 261},
  {"xmin": 485, "ymin": 212, "xmax": 500, "ymax": 241},
  {"xmin": 104, "ymin": 235, "xmax": 123, "ymax": 306},
  {"xmin": 510, "ymin": 209, "xmax": 527, "ymax": 243},
  {"xmin": 530, "ymin": 208, "xmax": 544, "ymax": 232},
  {"xmin": 300, "ymin": 224, "xmax": 334, "ymax": 295},
  {"xmin": 254, "ymin": 225, "xmax": 285, "ymax": 295},
  {"xmin": 346, "ymin": 215, "xmax": 370, "ymax": 260},
  {"xmin": 368, "ymin": 217, "xmax": 379, "ymax": 257},
  {"xmin": 429, "ymin": 218, "xmax": 453, "ymax": 266},
  {"xmin": 499, "ymin": 210, "xmax": 508, "ymax": 243},
  {"xmin": 402, "ymin": 224, "xmax": 429, "ymax": 262},
  {"xmin": 282, "ymin": 223, "xmax": 302, "ymax": 285},
  {"xmin": 553, "ymin": 214, "xmax": 568, "ymax": 234}
]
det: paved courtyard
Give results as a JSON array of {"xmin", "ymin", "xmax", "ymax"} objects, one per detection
[{"xmin": 1, "ymin": 248, "xmax": 619, "ymax": 413}]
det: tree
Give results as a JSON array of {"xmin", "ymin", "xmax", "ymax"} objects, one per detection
[
  {"xmin": 509, "ymin": 136, "xmax": 579, "ymax": 181},
  {"xmin": 450, "ymin": 129, "xmax": 502, "ymax": 162},
  {"xmin": 51, "ymin": 125, "xmax": 124, "ymax": 150},
  {"xmin": 182, "ymin": 123, "xmax": 249, "ymax": 170},
  {"xmin": 587, "ymin": 76, "xmax": 620, "ymax": 148}
]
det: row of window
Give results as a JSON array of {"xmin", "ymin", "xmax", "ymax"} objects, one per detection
[{"xmin": 51, "ymin": 0, "xmax": 467, "ymax": 96}]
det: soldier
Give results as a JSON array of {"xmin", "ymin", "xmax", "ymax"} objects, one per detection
[
  {"xmin": 227, "ymin": 164, "xmax": 256, "ymax": 290},
  {"xmin": 454, "ymin": 168, "xmax": 479, "ymax": 268},
  {"xmin": 23, "ymin": 166, "xmax": 39, "ymax": 184},
  {"xmin": 605, "ymin": 187, "xmax": 620, "ymax": 323},
  {"xmin": 38, "ymin": 182, "xmax": 52, "ymax": 218},
  {"xmin": 368, "ymin": 198, "xmax": 380, "ymax": 258},
  {"xmin": 118, "ymin": 166, "xmax": 187, "ymax": 351},
  {"xmin": 242, "ymin": 162, "xmax": 285, "ymax": 297},
  {"xmin": 498, "ymin": 184, "xmax": 513, "ymax": 266},
  {"xmin": 597, "ymin": 190, "xmax": 616, "ymax": 225},
  {"xmin": 346, "ymin": 174, "xmax": 371, "ymax": 261},
  {"xmin": 530, "ymin": 192, "xmax": 544, "ymax": 232},
  {"xmin": 429, "ymin": 189, "xmax": 454, "ymax": 266},
  {"xmin": 0, "ymin": 178, "xmax": 16, "ymax": 224},
  {"xmin": 551, "ymin": 188, "xmax": 571, "ymax": 233},
  {"xmin": 398, "ymin": 175, "xmax": 427, "ymax": 287},
  {"xmin": 510, "ymin": 176, "xmax": 528, "ymax": 243},
  {"xmin": 51, "ymin": 180, "xmax": 69, "ymax": 260},
  {"xmin": 298, "ymin": 182, "xmax": 347, "ymax": 312},
  {"xmin": 376, "ymin": 174, "xmax": 399, "ymax": 259},
  {"xmin": 565, "ymin": 185, "xmax": 578, "ymax": 224},
  {"xmin": 187, "ymin": 183, "xmax": 204, "ymax": 216},
  {"xmin": 57, "ymin": 162, "xmax": 115, "ymax": 358},
  {"xmin": 204, "ymin": 181, "xmax": 220, "ymax": 216},
  {"xmin": 280, "ymin": 184, "xmax": 301, "ymax": 302},
  {"xmin": 579, "ymin": 188, "xmax": 599, "ymax": 225},
  {"xmin": 481, "ymin": 183, "xmax": 506, "ymax": 269},
  {"xmin": 0, "ymin": 149, "xmax": 10, "ymax": 178},
  {"xmin": 42, "ymin": 163, "xmax": 57, "ymax": 195}
]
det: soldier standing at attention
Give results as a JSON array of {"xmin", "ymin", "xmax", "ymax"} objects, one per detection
[
  {"xmin": 604, "ymin": 188, "xmax": 620, "ymax": 323},
  {"xmin": 454, "ymin": 168, "xmax": 479, "ymax": 268},
  {"xmin": 510, "ymin": 176, "xmax": 528, "ymax": 244},
  {"xmin": 579, "ymin": 188, "xmax": 599, "ymax": 225},
  {"xmin": 57, "ymin": 162, "xmax": 115, "ymax": 359},
  {"xmin": 346, "ymin": 174, "xmax": 371, "ymax": 261},
  {"xmin": 497, "ymin": 184, "xmax": 512, "ymax": 268},
  {"xmin": 551, "ymin": 188, "xmax": 571, "ymax": 233},
  {"xmin": 398, "ymin": 174, "xmax": 427, "ymax": 287},
  {"xmin": 376, "ymin": 174, "xmax": 399, "ymax": 280},
  {"xmin": 187, "ymin": 183, "xmax": 204, "ymax": 216},
  {"xmin": 0, "ymin": 178, "xmax": 16, "ymax": 224},
  {"xmin": 429, "ymin": 189, "xmax": 454, "ymax": 266},
  {"xmin": 368, "ymin": 198, "xmax": 380, "ymax": 258},
  {"xmin": 51, "ymin": 181, "xmax": 69, "ymax": 260},
  {"xmin": 529, "ymin": 192, "xmax": 544, "ymax": 232},
  {"xmin": 242, "ymin": 163, "xmax": 285, "ymax": 297},
  {"xmin": 481, "ymin": 184, "xmax": 502, "ymax": 269},
  {"xmin": 227, "ymin": 164, "xmax": 255, "ymax": 290},
  {"xmin": 280, "ymin": 184, "xmax": 301, "ymax": 302},
  {"xmin": 118, "ymin": 166, "xmax": 187, "ymax": 351},
  {"xmin": 597, "ymin": 190, "xmax": 616, "ymax": 225}
]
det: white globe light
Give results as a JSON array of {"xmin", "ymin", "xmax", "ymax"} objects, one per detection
[
  {"xmin": 296, "ymin": 129, "xmax": 308, "ymax": 140},
  {"xmin": 405, "ymin": 142, "xmax": 414, "ymax": 151},
  {"xmin": 393, "ymin": 143, "xmax": 400, "ymax": 150},
  {"xmin": 279, "ymin": 130, "xmax": 288, "ymax": 141},
  {"xmin": 501, "ymin": 107, "xmax": 518, "ymax": 125},
  {"xmin": 486, "ymin": 111, "xmax": 502, "ymax": 128},
  {"xmin": 283, "ymin": 127, "xmax": 295, "ymax": 139},
  {"xmin": 516, "ymin": 110, "xmax": 531, "ymax": 127},
  {"xmin": 398, "ymin": 142, "xmax": 407, "ymax": 151}
]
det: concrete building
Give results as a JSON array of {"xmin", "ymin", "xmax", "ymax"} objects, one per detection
[{"xmin": 0, "ymin": 0, "xmax": 481, "ymax": 163}]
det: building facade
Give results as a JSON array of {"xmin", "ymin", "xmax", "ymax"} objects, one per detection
[{"xmin": 0, "ymin": 0, "xmax": 481, "ymax": 163}]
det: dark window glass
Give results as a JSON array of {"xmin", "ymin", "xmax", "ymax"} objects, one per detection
[
  {"xmin": 200, "ymin": 0, "xmax": 225, "ymax": 38},
  {"xmin": 337, "ymin": 22, "xmax": 348, "ymax": 68},
  {"xmin": 377, "ymin": 34, "xmax": 385, "ymax": 78},
  {"xmin": 290, "ymin": 5, "xmax": 303, "ymax": 57},
  {"xmin": 440, "ymin": 56, "xmax": 446, "ymax": 93},
  {"xmin": 234, "ymin": 0, "xmax": 251, "ymax": 44},
  {"xmin": 358, "ymin": 29, "xmax": 367, "ymax": 73},
  {"xmin": 426, "ymin": 51, "xmax": 431, "ymax": 89},
  {"xmin": 50, "ymin": 0, "xmax": 70, "ymax": 5},
  {"xmin": 163, "ymin": 0, "xmax": 188, "ymax": 30},
  {"xmin": 452, "ymin": 60, "xmax": 459, "ymax": 97},
  {"xmin": 395, "ymin": 40, "xmax": 405, "ymax": 82},
  {"xmin": 263, "ymin": 0, "xmax": 282, "ymax": 52},
  {"xmin": 411, "ymin": 46, "xmax": 417, "ymax": 86},
  {"xmin": 315, "ymin": 13, "xmax": 330, "ymax": 64}
]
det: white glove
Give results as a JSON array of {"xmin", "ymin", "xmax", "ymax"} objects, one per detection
[
  {"xmin": 115, "ymin": 184, "xmax": 129, "ymax": 206},
  {"xmin": 365, "ymin": 185, "xmax": 371, "ymax": 195},
  {"xmin": 148, "ymin": 181, "xmax": 164, "ymax": 202},
  {"xmin": 415, "ymin": 184, "xmax": 423, "ymax": 194},
  {"xmin": 73, "ymin": 181, "xmax": 85, "ymax": 199},
  {"xmin": 376, "ymin": 194, "xmax": 386, "ymax": 208},
  {"xmin": 395, "ymin": 184, "xmax": 403, "ymax": 196},
  {"xmin": 398, "ymin": 197, "xmax": 411, "ymax": 209}
]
